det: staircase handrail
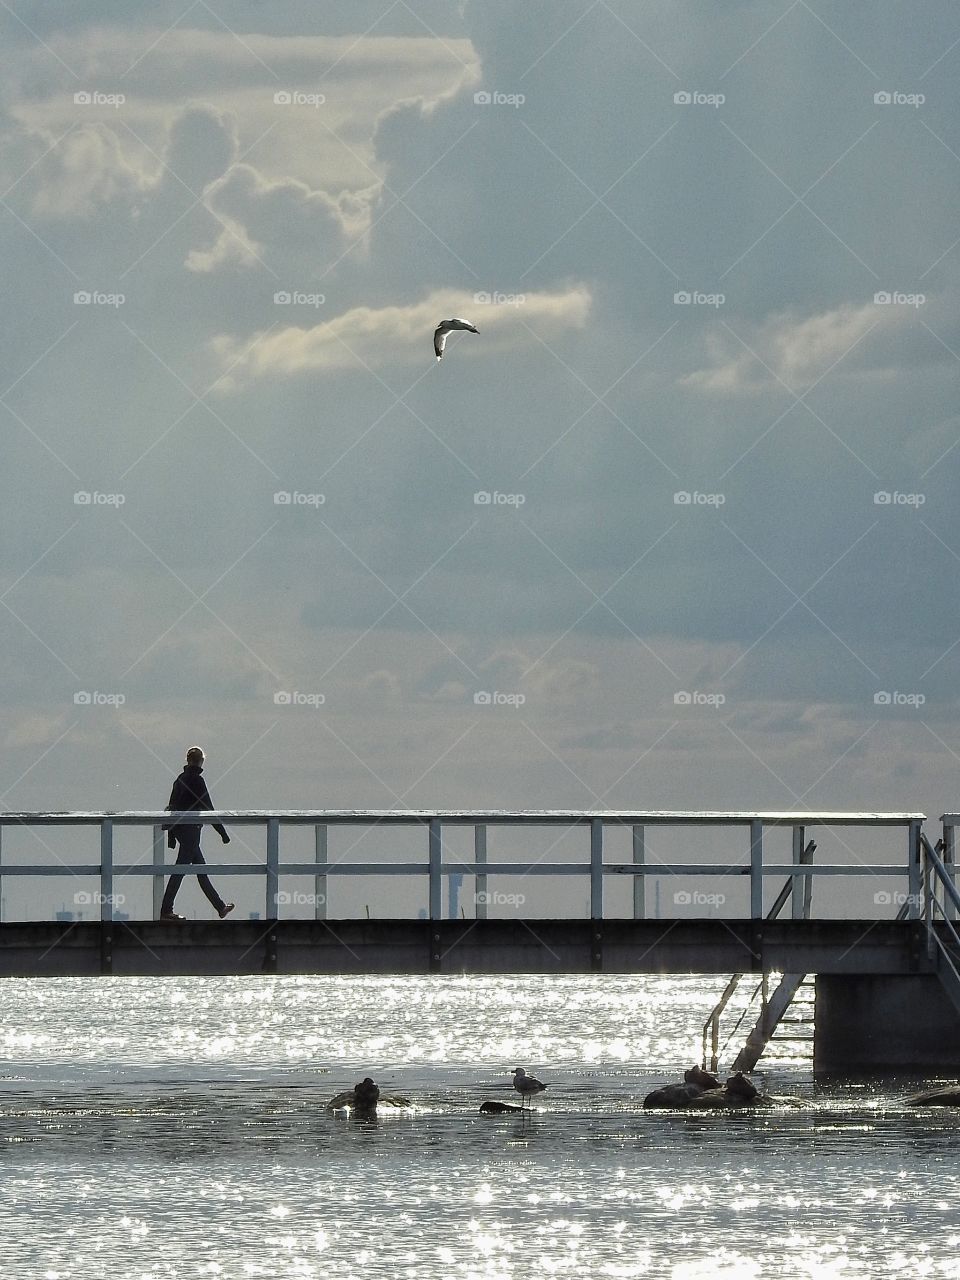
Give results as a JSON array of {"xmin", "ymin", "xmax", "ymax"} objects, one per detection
[{"xmin": 701, "ymin": 839, "xmax": 816, "ymax": 1070}]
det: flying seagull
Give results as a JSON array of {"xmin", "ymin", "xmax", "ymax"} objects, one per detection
[
  {"xmin": 434, "ymin": 317, "xmax": 478, "ymax": 361},
  {"xmin": 512, "ymin": 1066, "xmax": 546, "ymax": 1108}
]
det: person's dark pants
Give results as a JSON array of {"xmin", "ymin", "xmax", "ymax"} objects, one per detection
[{"xmin": 161, "ymin": 826, "xmax": 226, "ymax": 915}]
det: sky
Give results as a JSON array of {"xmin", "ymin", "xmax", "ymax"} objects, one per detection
[{"xmin": 0, "ymin": 1, "xmax": 958, "ymax": 918}]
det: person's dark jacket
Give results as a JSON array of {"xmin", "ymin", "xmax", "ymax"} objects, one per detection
[{"xmin": 163, "ymin": 764, "xmax": 229, "ymax": 847}]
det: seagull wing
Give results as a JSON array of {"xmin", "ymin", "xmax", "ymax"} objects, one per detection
[{"xmin": 434, "ymin": 327, "xmax": 448, "ymax": 360}]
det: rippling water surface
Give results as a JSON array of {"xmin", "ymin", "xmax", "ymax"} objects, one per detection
[{"xmin": 1, "ymin": 974, "xmax": 958, "ymax": 1278}]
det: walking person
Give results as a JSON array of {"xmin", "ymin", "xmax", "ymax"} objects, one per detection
[{"xmin": 161, "ymin": 746, "xmax": 235, "ymax": 922}]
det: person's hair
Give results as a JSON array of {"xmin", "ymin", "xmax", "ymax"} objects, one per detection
[{"xmin": 185, "ymin": 746, "xmax": 205, "ymax": 765}]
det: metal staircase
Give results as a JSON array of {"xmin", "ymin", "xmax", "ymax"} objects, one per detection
[
  {"xmin": 702, "ymin": 839, "xmax": 816, "ymax": 1073},
  {"xmin": 920, "ymin": 833, "xmax": 960, "ymax": 1017}
]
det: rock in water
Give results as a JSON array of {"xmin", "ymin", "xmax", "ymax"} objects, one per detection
[{"xmin": 906, "ymin": 1085, "xmax": 960, "ymax": 1106}]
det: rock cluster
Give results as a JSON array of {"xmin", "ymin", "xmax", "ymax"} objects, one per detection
[{"xmin": 644, "ymin": 1066, "xmax": 769, "ymax": 1110}]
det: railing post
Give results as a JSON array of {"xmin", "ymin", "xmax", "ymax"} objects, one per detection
[
  {"xmin": 315, "ymin": 824, "xmax": 327, "ymax": 920},
  {"xmin": 750, "ymin": 820, "xmax": 763, "ymax": 919},
  {"xmin": 475, "ymin": 824, "xmax": 487, "ymax": 920},
  {"xmin": 907, "ymin": 820, "xmax": 922, "ymax": 920},
  {"xmin": 590, "ymin": 818, "xmax": 603, "ymax": 920},
  {"xmin": 100, "ymin": 819, "xmax": 114, "ymax": 923},
  {"xmin": 152, "ymin": 825, "xmax": 164, "ymax": 921},
  {"xmin": 429, "ymin": 819, "xmax": 442, "ymax": 921},
  {"xmin": 944, "ymin": 821, "xmax": 956, "ymax": 923},
  {"xmin": 791, "ymin": 826, "xmax": 805, "ymax": 920},
  {"xmin": 632, "ymin": 824, "xmax": 645, "ymax": 920},
  {"xmin": 266, "ymin": 818, "xmax": 280, "ymax": 919}
]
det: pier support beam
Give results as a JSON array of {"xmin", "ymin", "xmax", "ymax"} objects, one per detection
[{"xmin": 814, "ymin": 974, "xmax": 960, "ymax": 1073}]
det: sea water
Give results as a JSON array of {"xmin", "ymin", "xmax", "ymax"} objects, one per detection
[{"xmin": 0, "ymin": 973, "xmax": 957, "ymax": 1278}]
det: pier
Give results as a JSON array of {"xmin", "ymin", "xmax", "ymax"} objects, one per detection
[{"xmin": 1, "ymin": 809, "xmax": 959, "ymax": 1071}]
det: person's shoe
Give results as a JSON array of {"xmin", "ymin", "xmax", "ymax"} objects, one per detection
[
  {"xmin": 218, "ymin": 902, "xmax": 235, "ymax": 919},
  {"xmin": 160, "ymin": 912, "xmax": 185, "ymax": 922}
]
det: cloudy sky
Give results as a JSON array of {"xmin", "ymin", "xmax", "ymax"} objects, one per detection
[{"xmin": 1, "ymin": 1, "xmax": 958, "ymax": 916}]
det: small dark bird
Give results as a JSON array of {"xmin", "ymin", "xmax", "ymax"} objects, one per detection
[{"xmin": 353, "ymin": 1077, "xmax": 380, "ymax": 1112}]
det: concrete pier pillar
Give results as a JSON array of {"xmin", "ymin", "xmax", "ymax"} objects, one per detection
[{"xmin": 815, "ymin": 974, "xmax": 960, "ymax": 1073}]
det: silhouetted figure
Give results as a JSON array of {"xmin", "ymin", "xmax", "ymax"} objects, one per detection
[
  {"xmin": 353, "ymin": 1077, "xmax": 380, "ymax": 1117},
  {"xmin": 160, "ymin": 746, "xmax": 234, "ymax": 921}
]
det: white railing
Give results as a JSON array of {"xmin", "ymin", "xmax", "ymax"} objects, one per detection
[{"xmin": 0, "ymin": 810, "xmax": 926, "ymax": 922}]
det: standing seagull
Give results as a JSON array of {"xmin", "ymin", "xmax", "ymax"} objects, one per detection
[
  {"xmin": 434, "ymin": 317, "xmax": 478, "ymax": 361},
  {"xmin": 512, "ymin": 1066, "xmax": 546, "ymax": 1108}
]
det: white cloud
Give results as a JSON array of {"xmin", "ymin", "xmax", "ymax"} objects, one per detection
[
  {"xmin": 211, "ymin": 285, "xmax": 592, "ymax": 384},
  {"xmin": 681, "ymin": 302, "xmax": 895, "ymax": 395}
]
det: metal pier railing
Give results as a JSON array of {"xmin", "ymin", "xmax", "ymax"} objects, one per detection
[{"xmin": 0, "ymin": 809, "xmax": 927, "ymax": 923}]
